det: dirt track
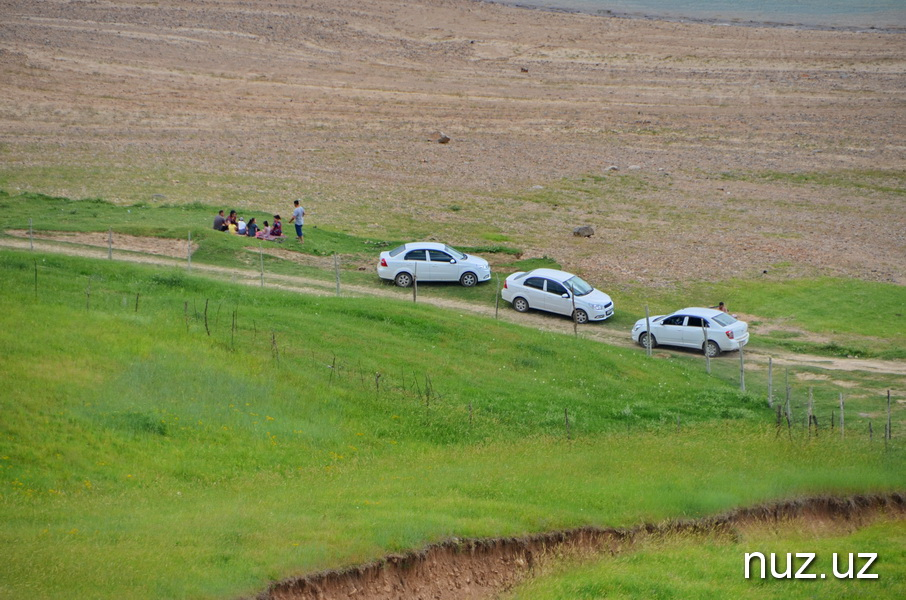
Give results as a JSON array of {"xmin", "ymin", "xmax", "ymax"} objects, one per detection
[{"xmin": 4, "ymin": 231, "xmax": 905, "ymax": 378}]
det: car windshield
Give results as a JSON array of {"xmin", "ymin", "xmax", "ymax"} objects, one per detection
[
  {"xmin": 388, "ymin": 245, "xmax": 407, "ymax": 257},
  {"xmin": 564, "ymin": 275, "xmax": 594, "ymax": 296},
  {"xmin": 712, "ymin": 313, "xmax": 737, "ymax": 326},
  {"xmin": 444, "ymin": 245, "xmax": 467, "ymax": 260}
]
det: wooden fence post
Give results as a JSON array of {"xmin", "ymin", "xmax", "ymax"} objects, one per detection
[
  {"xmin": 187, "ymin": 231, "xmax": 192, "ymax": 271},
  {"xmin": 702, "ymin": 322, "xmax": 710, "ymax": 375},
  {"xmin": 334, "ymin": 253, "xmax": 341, "ymax": 296},
  {"xmin": 807, "ymin": 387, "xmax": 813, "ymax": 437},
  {"xmin": 495, "ymin": 275, "xmax": 501, "ymax": 320},
  {"xmin": 767, "ymin": 357, "xmax": 773, "ymax": 407},
  {"xmin": 571, "ymin": 290, "xmax": 577, "ymax": 337},
  {"xmin": 108, "ymin": 229, "xmax": 113, "ymax": 259},
  {"xmin": 785, "ymin": 368, "xmax": 791, "ymax": 421},
  {"xmin": 645, "ymin": 305, "xmax": 652, "ymax": 358},
  {"xmin": 738, "ymin": 344, "xmax": 745, "ymax": 392},
  {"xmin": 839, "ymin": 392, "xmax": 844, "ymax": 439}
]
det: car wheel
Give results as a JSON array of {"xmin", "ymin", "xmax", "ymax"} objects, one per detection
[
  {"xmin": 394, "ymin": 272, "xmax": 413, "ymax": 288},
  {"xmin": 513, "ymin": 296, "xmax": 530, "ymax": 313},
  {"xmin": 573, "ymin": 309, "xmax": 589, "ymax": 324},
  {"xmin": 704, "ymin": 340, "xmax": 721, "ymax": 358},
  {"xmin": 460, "ymin": 272, "xmax": 478, "ymax": 287},
  {"xmin": 638, "ymin": 332, "xmax": 657, "ymax": 349}
]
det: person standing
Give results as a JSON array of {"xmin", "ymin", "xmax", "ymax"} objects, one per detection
[{"xmin": 291, "ymin": 199, "xmax": 306, "ymax": 244}]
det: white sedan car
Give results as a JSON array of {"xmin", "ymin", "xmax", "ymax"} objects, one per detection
[
  {"xmin": 378, "ymin": 242, "xmax": 491, "ymax": 287},
  {"xmin": 631, "ymin": 307, "xmax": 749, "ymax": 357},
  {"xmin": 501, "ymin": 268, "xmax": 614, "ymax": 324}
]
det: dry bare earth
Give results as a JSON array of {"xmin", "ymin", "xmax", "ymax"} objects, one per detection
[{"xmin": 1, "ymin": 0, "xmax": 904, "ymax": 288}]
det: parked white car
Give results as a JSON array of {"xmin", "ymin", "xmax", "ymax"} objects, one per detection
[
  {"xmin": 501, "ymin": 268, "xmax": 614, "ymax": 324},
  {"xmin": 378, "ymin": 242, "xmax": 491, "ymax": 287},
  {"xmin": 631, "ymin": 307, "xmax": 749, "ymax": 357}
]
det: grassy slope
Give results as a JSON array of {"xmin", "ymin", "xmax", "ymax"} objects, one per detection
[{"xmin": 0, "ymin": 249, "xmax": 903, "ymax": 599}]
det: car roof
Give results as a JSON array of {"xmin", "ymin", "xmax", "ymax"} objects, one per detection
[
  {"xmin": 673, "ymin": 307, "xmax": 725, "ymax": 318},
  {"xmin": 404, "ymin": 242, "xmax": 451, "ymax": 251},
  {"xmin": 524, "ymin": 268, "xmax": 575, "ymax": 281}
]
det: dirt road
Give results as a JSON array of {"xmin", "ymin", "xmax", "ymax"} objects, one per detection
[{"xmin": 4, "ymin": 233, "xmax": 904, "ymax": 378}]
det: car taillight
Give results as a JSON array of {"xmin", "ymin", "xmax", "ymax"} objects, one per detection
[
  {"xmin": 503, "ymin": 280, "xmax": 508, "ymax": 289},
  {"xmin": 380, "ymin": 258, "xmax": 388, "ymax": 267},
  {"xmin": 725, "ymin": 330, "xmax": 734, "ymax": 339}
]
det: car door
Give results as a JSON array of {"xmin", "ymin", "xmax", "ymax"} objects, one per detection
[
  {"xmin": 427, "ymin": 249, "xmax": 457, "ymax": 282},
  {"xmin": 402, "ymin": 249, "xmax": 428, "ymax": 280},
  {"xmin": 657, "ymin": 315, "xmax": 686, "ymax": 346},
  {"xmin": 542, "ymin": 279, "xmax": 573, "ymax": 316},
  {"xmin": 520, "ymin": 276, "xmax": 548, "ymax": 310},
  {"xmin": 682, "ymin": 316, "xmax": 710, "ymax": 348}
]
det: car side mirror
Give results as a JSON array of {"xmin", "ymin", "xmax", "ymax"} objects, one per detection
[
  {"xmin": 450, "ymin": 259, "xmax": 456, "ymax": 264},
  {"xmin": 561, "ymin": 293, "xmax": 570, "ymax": 299}
]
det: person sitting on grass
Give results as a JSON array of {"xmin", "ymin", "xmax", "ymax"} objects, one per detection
[
  {"xmin": 246, "ymin": 217, "xmax": 259, "ymax": 238},
  {"xmin": 213, "ymin": 209, "xmax": 227, "ymax": 231},
  {"xmin": 237, "ymin": 217, "xmax": 247, "ymax": 235},
  {"xmin": 259, "ymin": 216, "xmax": 284, "ymax": 241},
  {"xmin": 267, "ymin": 215, "xmax": 284, "ymax": 241},
  {"xmin": 256, "ymin": 220, "xmax": 270, "ymax": 238}
]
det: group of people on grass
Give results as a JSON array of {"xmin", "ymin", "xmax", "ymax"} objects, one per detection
[{"xmin": 212, "ymin": 200, "xmax": 305, "ymax": 243}]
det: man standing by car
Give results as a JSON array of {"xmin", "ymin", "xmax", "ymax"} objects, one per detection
[{"xmin": 291, "ymin": 199, "xmax": 306, "ymax": 244}]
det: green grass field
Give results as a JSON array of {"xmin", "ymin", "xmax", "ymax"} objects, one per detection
[{"xmin": 1, "ymin": 245, "xmax": 903, "ymax": 599}]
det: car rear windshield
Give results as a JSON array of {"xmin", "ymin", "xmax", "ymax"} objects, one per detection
[
  {"xmin": 565, "ymin": 276, "xmax": 594, "ymax": 296},
  {"xmin": 444, "ymin": 245, "xmax": 467, "ymax": 260},
  {"xmin": 712, "ymin": 313, "xmax": 737, "ymax": 326},
  {"xmin": 388, "ymin": 245, "xmax": 407, "ymax": 257}
]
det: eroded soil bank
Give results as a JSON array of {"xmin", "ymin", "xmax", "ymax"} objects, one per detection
[{"xmin": 251, "ymin": 492, "xmax": 904, "ymax": 600}]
